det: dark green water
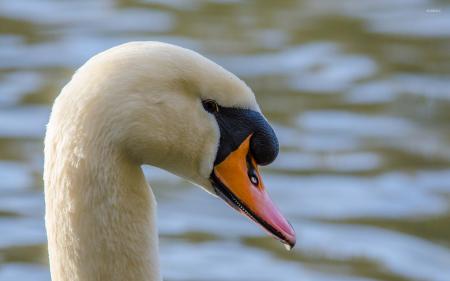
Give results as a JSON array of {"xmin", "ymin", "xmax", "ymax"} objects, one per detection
[{"xmin": 0, "ymin": 0, "xmax": 449, "ymax": 280}]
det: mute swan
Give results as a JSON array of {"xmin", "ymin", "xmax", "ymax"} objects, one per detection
[{"xmin": 44, "ymin": 41, "xmax": 296, "ymax": 281}]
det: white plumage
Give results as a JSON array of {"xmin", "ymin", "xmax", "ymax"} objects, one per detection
[{"xmin": 44, "ymin": 42, "xmax": 260, "ymax": 281}]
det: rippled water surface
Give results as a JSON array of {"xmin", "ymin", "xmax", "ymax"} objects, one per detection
[{"xmin": 1, "ymin": 0, "xmax": 450, "ymax": 280}]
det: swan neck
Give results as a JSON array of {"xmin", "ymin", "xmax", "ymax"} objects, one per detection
[{"xmin": 44, "ymin": 141, "xmax": 161, "ymax": 281}]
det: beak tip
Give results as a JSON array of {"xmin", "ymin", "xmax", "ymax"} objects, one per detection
[
  {"xmin": 281, "ymin": 233, "xmax": 296, "ymax": 251},
  {"xmin": 283, "ymin": 223, "xmax": 296, "ymax": 251},
  {"xmin": 283, "ymin": 240, "xmax": 295, "ymax": 251},
  {"xmin": 288, "ymin": 235, "xmax": 296, "ymax": 250}
]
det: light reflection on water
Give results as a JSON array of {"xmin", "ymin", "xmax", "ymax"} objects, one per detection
[{"xmin": 0, "ymin": 0, "xmax": 449, "ymax": 280}]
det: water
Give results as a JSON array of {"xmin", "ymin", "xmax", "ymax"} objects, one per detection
[{"xmin": 0, "ymin": 0, "xmax": 449, "ymax": 280}]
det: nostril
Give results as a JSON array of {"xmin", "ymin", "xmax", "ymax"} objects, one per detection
[
  {"xmin": 249, "ymin": 171, "xmax": 259, "ymax": 186},
  {"xmin": 250, "ymin": 175, "xmax": 258, "ymax": 185},
  {"xmin": 246, "ymin": 153, "xmax": 260, "ymax": 187}
]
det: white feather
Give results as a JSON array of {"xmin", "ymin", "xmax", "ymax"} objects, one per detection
[{"xmin": 44, "ymin": 41, "xmax": 259, "ymax": 281}]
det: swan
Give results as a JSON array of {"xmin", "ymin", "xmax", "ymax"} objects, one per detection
[{"xmin": 44, "ymin": 41, "xmax": 296, "ymax": 281}]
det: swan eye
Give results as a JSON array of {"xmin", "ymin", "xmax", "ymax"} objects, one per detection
[{"xmin": 202, "ymin": 99, "xmax": 219, "ymax": 113}]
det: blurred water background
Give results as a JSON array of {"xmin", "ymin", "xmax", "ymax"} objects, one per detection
[{"xmin": 1, "ymin": 0, "xmax": 450, "ymax": 280}]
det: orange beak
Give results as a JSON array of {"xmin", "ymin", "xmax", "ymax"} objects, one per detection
[{"xmin": 211, "ymin": 135, "xmax": 296, "ymax": 249}]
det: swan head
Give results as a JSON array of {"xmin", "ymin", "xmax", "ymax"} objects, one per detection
[{"xmin": 61, "ymin": 41, "xmax": 295, "ymax": 249}]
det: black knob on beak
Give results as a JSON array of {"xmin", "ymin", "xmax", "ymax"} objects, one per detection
[
  {"xmin": 211, "ymin": 105, "xmax": 279, "ymax": 166},
  {"xmin": 250, "ymin": 121, "xmax": 279, "ymax": 166}
]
